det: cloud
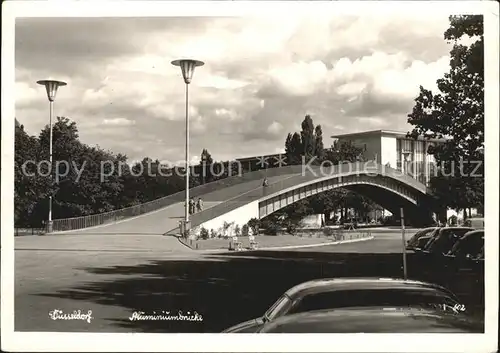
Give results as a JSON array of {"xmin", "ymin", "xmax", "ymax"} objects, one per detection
[
  {"xmin": 102, "ymin": 118, "xmax": 136, "ymax": 126},
  {"xmin": 267, "ymin": 121, "xmax": 283, "ymax": 135},
  {"xmin": 15, "ymin": 14, "xmax": 453, "ymax": 162}
]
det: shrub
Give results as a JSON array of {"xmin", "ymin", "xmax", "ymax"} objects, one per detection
[
  {"xmin": 241, "ymin": 224, "xmax": 249, "ymax": 236},
  {"xmin": 247, "ymin": 218, "xmax": 260, "ymax": 235},
  {"xmin": 323, "ymin": 227, "xmax": 342, "ymax": 240},
  {"xmin": 210, "ymin": 229, "xmax": 217, "ymax": 239},
  {"xmin": 261, "ymin": 218, "xmax": 281, "ymax": 235},
  {"xmin": 323, "ymin": 227, "xmax": 336, "ymax": 237},
  {"xmin": 286, "ymin": 221, "xmax": 298, "ymax": 235},
  {"xmin": 191, "ymin": 226, "xmax": 200, "ymax": 238},
  {"xmin": 199, "ymin": 227, "xmax": 209, "ymax": 240},
  {"xmin": 234, "ymin": 224, "xmax": 241, "ymax": 237}
]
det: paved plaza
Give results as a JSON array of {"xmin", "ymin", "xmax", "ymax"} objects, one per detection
[{"xmin": 15, "ymin": 229, "xmax": 483, "ymax": 333}]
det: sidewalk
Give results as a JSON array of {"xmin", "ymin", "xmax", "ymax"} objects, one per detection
[{"xmin": 178, "ymin": 232, "xmax": 374, "ymax": 252}]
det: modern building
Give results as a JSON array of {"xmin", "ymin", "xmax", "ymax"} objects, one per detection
[{"xmin": 331, "ymin": 129, "xmax": 445, "ymax": 186}]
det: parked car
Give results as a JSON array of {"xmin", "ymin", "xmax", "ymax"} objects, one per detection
[
  {"xmin": 420, "ymin": 227, "xmax": 474, "ymax": 255},
  {"xmin": 222, "ymin": 277, "xmax": 463, "ymax": 333},
  {"xmin": 406, "ymin": 227, "xmax": 438, "ymax": 250},
  {"xmin": 257, "ymin": 307, "xmax": 483, "ymax": 333},
  {"xmin": 445, "ymin": 230, "xmax": 484, "ymax": 260},
  {"xmin": 463, "ymin": 217, "xmax": 484, "ymax": 229}
]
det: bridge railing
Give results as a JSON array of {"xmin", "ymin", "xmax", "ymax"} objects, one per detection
[
  {"xmin": 51, "ymin": 164, "xmax": 304, "ymax": 232},
  {"xmin": 52, "ymin": 162, "xmax": 426, "ymax": 232},
  {"xmin": 185, "ymin": 162, "xmax": 429, "ymax": 231}
]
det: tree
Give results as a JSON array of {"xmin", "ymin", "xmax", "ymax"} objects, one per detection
[
  {"xmin": 300, "ymin": 115, "xmax": 316, "ymax": 162},
  {"xmin": 285, "ymin": 132, "xmax": 303, "ymax": 165},
  {"xmin": 14, "ymin": 116, "xmax": 200, "ymax": 226},
  {"xmin": 407, "ymin": 15, "xmax": 484, "ymax": 217},
  {"xmin": 14, "ymin": 123, "xmax": 50, "ymax": 226},
  {"xmin": 325, "ymin": 140, "xmax": 364, "ymax": 164},
  {"xmin": 199, "ymin": 148, "xmax": 214, "ymax": 183},
  {"xmin": 314, "ymin": 125, "xmax": 325, "ymax": 161}
]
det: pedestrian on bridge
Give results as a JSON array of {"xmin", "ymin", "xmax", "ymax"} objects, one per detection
[
  {"xmin": 189, "ymin": 197, "xmax": 196, "ymax": 215},
  {"xmin": 196, "ymin": 198, "xmax": 204, "ymax": 212}
]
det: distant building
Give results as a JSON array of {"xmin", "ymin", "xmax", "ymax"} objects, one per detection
[{"xmin": 331, "ymin": 129, "xmax": 446, "ymax": 186}]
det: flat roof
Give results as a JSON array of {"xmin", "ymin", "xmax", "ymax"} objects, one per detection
[
  {"xmin": 331, "ymin": 129, "xmax": 447, "ymax": 142},
  {"xmin": 331, "ymin": 129, "xmax": 405, "ymax": 138}
]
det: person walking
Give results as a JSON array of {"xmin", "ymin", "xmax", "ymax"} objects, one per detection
[
  {"xmin": 196, "ymin": 197, "xmax": 204, "ymax": 212},
  {"xmin": 262, "ymin": 177, "xmax": 269, "ymax": 187},
  {"xmin": 189, "ymin": 197, "xmax": 196, "ymax": 215}
]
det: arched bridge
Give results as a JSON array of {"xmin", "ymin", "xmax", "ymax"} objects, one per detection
[
  {"xmin": 52, "ymin": 162, "xmax": 438, "ymax": 236},
  {"xmin": 187, "ymin": 162, "xmax": 436, "ymax": 234}
]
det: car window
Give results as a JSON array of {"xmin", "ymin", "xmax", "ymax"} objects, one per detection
[
  {"xmin": 451, "ymin": 232, "xmax": 484, "ymax": 257},
  {"xmin": 286, "ymin": 289, "xmax": 458, "ymax": 315},
  {"xmin": 430, "ymin": 229, "xmax": 472, "ymax": 252},
  {"xmin": 264, "ymin": 295, "xmax": 292, "ymax": 320},
  {"xmin": 415, "ymin": 228, "xmax": 435, "ymax": 239}
]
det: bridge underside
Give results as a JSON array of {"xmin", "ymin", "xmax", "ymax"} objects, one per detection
[
  {"xmin": 258, "ymin": 174, "xmax": 436, "ymax": 227},
  {"xmin": 345, "ymin": 184, "xmax": 434, "ymax": 227}
]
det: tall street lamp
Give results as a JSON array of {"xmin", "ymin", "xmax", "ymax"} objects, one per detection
[
  {"xmin": 171, "ymin": 59, "xmax": 204, "ymax": 237},
  {"xmin": 37, "ymin": 79, "xmax": 67, "ymax": 233}
]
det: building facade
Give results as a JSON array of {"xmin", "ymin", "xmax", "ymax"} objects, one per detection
[{"xmin": 331, "ymin": 129, "xmax": 444, "ymax": 186}]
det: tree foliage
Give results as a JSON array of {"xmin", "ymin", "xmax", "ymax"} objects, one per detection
[
  {"xmin": 300, "ymin": 115, "xmax": 316, "ymax": 162},
  {"xmin": 199, "ymin": 148, "xmax": 214, "ymax": 183},
  {"xmin": 407, "ymin": 15, "xmax": 484, "ymax": 214},
  {"xmin": 314, "ymin": 125, "xmax": 325, "ymax": 161},
  {"xmin": 14, "ymin": 117, "xmax": 198, "ymax": 226},
  {"xmin": 285, "ymin": 132, "xmax": 303, "ymax": 165}
]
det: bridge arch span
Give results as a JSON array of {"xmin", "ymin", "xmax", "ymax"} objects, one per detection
[
  {"xmin": 194, "ymin": 163, "xmax": 437, "ymax": 234},
  {"xmin": 258, "ymin": 172, "xmax": 434, "ymax": 225}
]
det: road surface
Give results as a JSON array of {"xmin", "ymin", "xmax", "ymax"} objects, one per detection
[{"xmin": 14, "ymin": 230, "xmax": 483, "ymax": 333}]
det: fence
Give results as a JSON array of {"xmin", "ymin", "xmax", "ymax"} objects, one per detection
[
  {"xmin": 14, "ymin": 227, "xmax": 46, "ymax": 236},
  {"xmin": 51, "ymin": 165, "xmax": 304, "ymax": 232}
]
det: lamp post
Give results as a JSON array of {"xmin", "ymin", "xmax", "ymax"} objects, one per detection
[
  {"xmin": 171, "ymin": 59, "xmax": 204, "ymax": 237},
  {"xmin": 37, "ymin": 79, "xmax": 67, "ymax": 233}
]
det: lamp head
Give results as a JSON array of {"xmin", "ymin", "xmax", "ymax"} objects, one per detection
[
  {"xmin": 171, "ymin": 59, "xmax": 204, "ymax": 84},
  {"xmin": 37, "ymin": 80, "xmax": 67, "ymax": 102}
]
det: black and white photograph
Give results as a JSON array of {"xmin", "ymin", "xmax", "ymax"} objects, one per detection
[{"xmin": 1, "ymin": 1, "xmax": 498, "ymax": 352}]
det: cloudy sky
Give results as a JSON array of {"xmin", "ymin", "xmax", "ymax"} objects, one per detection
[{"xmin": 15, "ymin": 14, "xmax": 453, "ymax": 165}]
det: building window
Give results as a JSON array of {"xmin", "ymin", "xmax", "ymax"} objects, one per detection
[{"xmin": 402, "ymin": 139, "xmax": 413, "ymax": 154}]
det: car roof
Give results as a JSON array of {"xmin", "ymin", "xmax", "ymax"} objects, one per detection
[
  {"xmin": 416, "ymin": 227, "xmax": 438, "ymax": 234},
  {"xmin": 453, "ymin": 230, "xmax": 484, "ymax": 244},
  {"xmin": 440, "ymin": 227, "xmax": 474, "ymax": 231},
  {"xmin": 284, "ymin": 277, "xmax": 454, "ymax": 300},
  {"xmin": 462, "ymin": 229, "xmax": 484, "ymax": 237},
  {"xmin": 259, "ymin": 307, "xmax": 483, "ymax": 333}
]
